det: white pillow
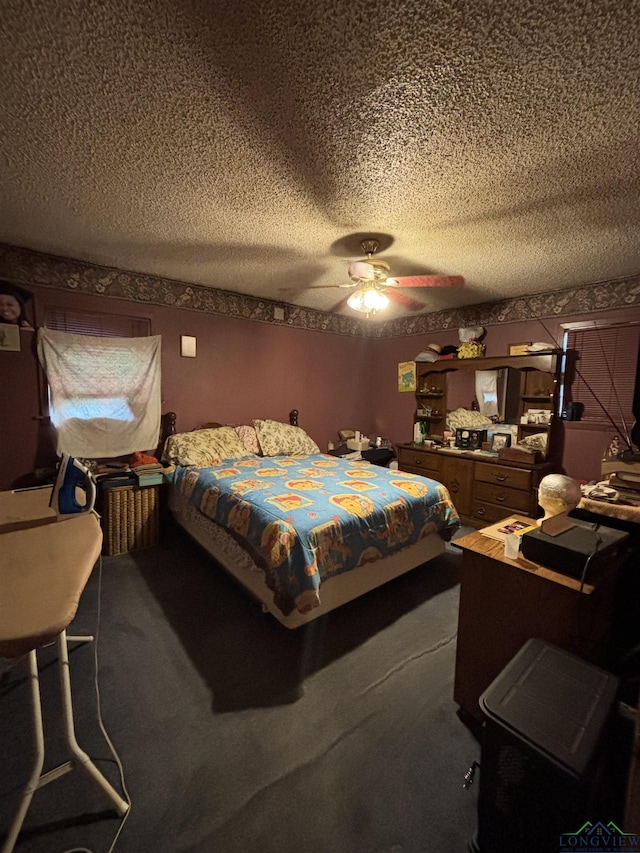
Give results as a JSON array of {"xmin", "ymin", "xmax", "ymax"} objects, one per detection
[{"xmin": 518, "ymin": 432, "xmax": 548, "ymax": 453}]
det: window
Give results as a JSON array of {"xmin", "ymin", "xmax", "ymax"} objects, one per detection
[
  {"xmin": 38, "ymin": 307, "xmax": 161, "ymax": 458},
  {"xmin": 563, "ymin": 322, "xmax": 640, "ymax": 440}
]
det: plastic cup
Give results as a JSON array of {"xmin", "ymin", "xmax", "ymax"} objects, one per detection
[{"xmin": 504, "ymin": 533, "xmax": 520, "ymax": 559}]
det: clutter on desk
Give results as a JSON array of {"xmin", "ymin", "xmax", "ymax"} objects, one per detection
[
  {"xmin": 80, "ymin": 450, "xmax": 167, "ymax": 488},
  {"xmin": 583, "ymin": 473, "xmax": 640, "ymax": 507},
  {"xmin": 497, "ymin": 443, "xmax": 543, "ymax": 464}
]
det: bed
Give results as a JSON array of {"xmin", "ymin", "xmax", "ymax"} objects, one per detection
[{"xmin": 160, "ymin": 412, "xmax": 460, "ymax": 628}]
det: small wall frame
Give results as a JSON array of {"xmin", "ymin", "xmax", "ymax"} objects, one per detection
[
  {"xmin": 181, "ymin": 335, "xmax": 197, "ymax": 358},
  {"xmin": 0, "ymin": 323, "xmax": 20, "ymax": 351}
]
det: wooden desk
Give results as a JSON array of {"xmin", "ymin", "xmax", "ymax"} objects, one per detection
[{"xmin": 453, "ymin": 517, "xmax": 622, "ymax": 722}]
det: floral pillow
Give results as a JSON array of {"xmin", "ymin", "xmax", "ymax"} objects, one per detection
[
  {"xmin": 253, "ymin": 419, "xmax": 320, "ymax": 456},
  {"xmin": 234, "ymin": 424, "xmax": 262, "ymax": 456},
  {"xmin": 518, "ymin": 432, "xmax": 548, "ymax": 454},
  {"xmin": 162, "ymin": 426, "xmax": 251, "ymax": 467}
]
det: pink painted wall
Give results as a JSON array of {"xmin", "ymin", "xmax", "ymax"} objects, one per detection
[
  {"xmin": 1, "ymin": 284, "xmax": 638, "ymax": 489},
  {"xmin": 0, "ymin": 285, "xmax": 373, "ymax": 489}
]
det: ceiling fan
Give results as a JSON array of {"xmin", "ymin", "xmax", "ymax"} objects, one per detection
[{"xmin": 310, "ymin": 239, "xmax": 464, "ymax": 316}]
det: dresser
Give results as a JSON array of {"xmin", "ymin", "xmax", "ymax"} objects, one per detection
[{"xmin": 397, "ymin": 443, "xmax": 552, "ymax": 526}]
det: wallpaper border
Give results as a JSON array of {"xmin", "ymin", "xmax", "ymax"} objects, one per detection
[{"xmin": 1, "ymin": 243, "xmax": 638, "ymax": 338}]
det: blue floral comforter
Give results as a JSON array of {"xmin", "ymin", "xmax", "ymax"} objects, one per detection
[{"xmin": 170, "ymin": 454, "xmax": 459, "ymax": 615}]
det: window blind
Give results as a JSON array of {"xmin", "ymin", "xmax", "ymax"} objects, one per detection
[
  {"xmin": 566, "ymin": 325, "xmax": 640, "ymax": 435},
  {"xmin": 43, "ymin": 306, "xmax": 150, "ymax": 337}
]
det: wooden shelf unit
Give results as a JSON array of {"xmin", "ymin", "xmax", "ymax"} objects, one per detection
[
  {"xmin": 413, "ymin": 352, "xmax": 561, "ymax": 446},
  {"xmin": 401, "ymin": 353, "xmax": 562, "ymax": 526}
]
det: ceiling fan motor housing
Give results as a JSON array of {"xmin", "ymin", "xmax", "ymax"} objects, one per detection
[
  {"xmin": 349, "ymin": 239, "xmax": 391, "ymax": 283},
  {"xmin": 360, "ymin": 238, "xmax": 380, "ymax": 256},
  {"xmin": 348, "ymin": 260, "xmax": 390, "ymax": 282}
]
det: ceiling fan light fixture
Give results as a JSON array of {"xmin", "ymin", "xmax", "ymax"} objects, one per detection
[{"xmin": 347, "ymin": 284, "xmax": 390, "ymax": 316}]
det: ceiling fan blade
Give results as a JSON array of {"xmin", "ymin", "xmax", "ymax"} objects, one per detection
[
  {"xmin": 393, "ymin": 274, "xmax": 464, "ymax": 288},
  {"xmin": 278, "ymin": 283, "xmax": 356, "ymax": 292},
  {"xmin": 386, "ymin": 289, "xmax": 426, "ymax": 311}
]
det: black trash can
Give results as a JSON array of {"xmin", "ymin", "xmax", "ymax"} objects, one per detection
[{"xmin": 472, "ymin": 638, "xmax": 620, "ymax": 853}]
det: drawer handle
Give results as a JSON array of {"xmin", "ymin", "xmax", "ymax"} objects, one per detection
[
  {"xmin": 413, "ymin": 457, "xmax": 423, "ymax": 466},
  {"xmin": 493, "ymin": 474, "xmax": 507, "ymax": 482},
  {"xmin": 476, "ymin": 507, "xmax": 486, "ymax": 516},
  {"xmin": 450, "ymin": 479, "xmax": 460, "ymax": 492},
  {"xmin": 495, "ymin": 493, "xmax": 507, "ymax": 502}
]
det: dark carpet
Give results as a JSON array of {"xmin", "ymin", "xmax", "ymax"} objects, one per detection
[{"xmin": 0, "ymin": 525, "xmax": 480, "ymax": 853}]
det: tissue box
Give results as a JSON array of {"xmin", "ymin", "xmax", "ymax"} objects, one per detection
[{"xmin": 347, "ymin": 438, "xmax": 370, "ymax": 451}]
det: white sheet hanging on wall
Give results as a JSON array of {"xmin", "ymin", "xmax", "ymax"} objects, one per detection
[
  {"xmin": 475, "ymin": 370, "xmax": 500, "ymax": 418},
  {"xmin": 38, "ymin": 328, "xmax": 162, "ymax": 458}
]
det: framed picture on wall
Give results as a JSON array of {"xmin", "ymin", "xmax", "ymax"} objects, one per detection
[
  {"xmin": 0, "ymin": 323, "xmax": 20, "ymax": 351},
  {"xmin": 0, "ymin": 281, "xmax": 35, "ymax": 330},
  {"xmin": 398, "ymin": 361, "xmax": 416, "ymax": 392}
]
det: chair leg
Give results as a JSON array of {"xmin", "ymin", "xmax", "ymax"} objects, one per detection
[
  {"xmin": 1, "ymin": 651, "xmax": 46, "ymax": 853},
  {"xmin": 56, "ymin": 631, "xmax": 129, "ymax": 816}
]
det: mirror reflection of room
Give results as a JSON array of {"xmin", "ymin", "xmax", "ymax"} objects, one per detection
[{"xmin": 445, "ymin": 368, "xmax": 524, "ymax": 425}]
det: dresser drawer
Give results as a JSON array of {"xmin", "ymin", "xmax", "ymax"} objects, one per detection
[
  {"xmin": 397, "ymin": 448, "xmax": 441, "ymax": 477},
  {"xmin": 470, "ymin": 501, "xmax": 527, "ymax": 524},
  {"xmin": 471, "ymin": 500, "xmax": 512, "ymax": 527},
  {"xmin": 474, "ymin": 461, "xmax": 533, "ymax": 492},
  {"xmin": 473, "ymin": 481, "xmax": 532, "ymax": 513},
  {"xmin": 440, "ymin": 457, "xmax": 474, "ymax": 515}
]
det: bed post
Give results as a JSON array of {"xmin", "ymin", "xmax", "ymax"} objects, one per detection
[
  {"xmin": 289, "ymin": 409, "xmax": 299, "ymax": 426},
  {"xmin": 157, "ymin": 411, "xmax": 177, "ymax": 459}
]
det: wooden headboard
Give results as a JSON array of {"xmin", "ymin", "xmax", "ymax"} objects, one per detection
[{"xmin": 157, "ymin": 409, "xmax": 299, "ymax": 459}]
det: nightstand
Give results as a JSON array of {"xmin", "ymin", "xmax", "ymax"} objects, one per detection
[{"xmin": 328, "ymin": 444, "xmax": 396, "ymax": 467}]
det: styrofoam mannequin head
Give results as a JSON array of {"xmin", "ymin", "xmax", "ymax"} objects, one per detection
[{"xmin": 538, "ymin": 474, "xmax": 582, "ymax": 520}]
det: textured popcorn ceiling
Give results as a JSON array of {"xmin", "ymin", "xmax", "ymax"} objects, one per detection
[{"xmin": 1, "ymin": 0, "xmax": 639, "ymax": 320}]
